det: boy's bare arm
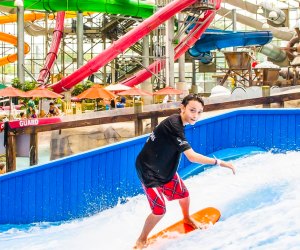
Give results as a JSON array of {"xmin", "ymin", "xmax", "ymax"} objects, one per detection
[{"xmin": 184, "ymin": 149, "xmax": 235, "ymax": 174}]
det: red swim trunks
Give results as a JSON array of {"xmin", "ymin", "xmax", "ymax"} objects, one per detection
[{"xmin": 142, "ymin": 173, "xmax": 189, "ymax": 215}]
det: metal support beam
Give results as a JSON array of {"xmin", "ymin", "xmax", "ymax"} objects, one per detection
[
  {"xmin": 192, "ymin": 59, "xmax": 196, "ymax": 85},
  {"xmin": 29, "ymin": 132, "xmax": 38, "ymax": 166},
  {"xmin": 103, "ymin": 37, "xmax": 107, "ymax": 83},
  {"xmin": 232, "ymin": 9, "xmax": 237, "ymax": 52},
  {"xmin": 178, "ymin": 14, "xmax": 185, "ymax": 83},
  {"xmin": 141, "ymin": 35, "xmax": 152, "ymax": 104},
  {"xmin": 77, "ymin": 12, "xmax": 84, "ymax": 69},
  {"xmin": 6, "ymin": 131, "xmax": 16, "ymax": 172},
  {"xmin": 166, "ymin": 17, "xmax": 175, "ymax": 88},
  {"xmin": 17, "ymin": 5, "xmax": 25, "ymax": 83}
]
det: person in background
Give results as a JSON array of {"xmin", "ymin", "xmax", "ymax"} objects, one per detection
[
  {"xmin": 2, "ymin": 116, "xmax": 8, "ymax": 122},
  {"xmin": 120, "ymin": 96, "xmax": 126, "ymax": 104},
  {"xmin": 162, "ymin": 94, "xmax": 171, "ymax": 103},
  {"xmin": 47, "ymin": 102, "xmax": 60, "ymax": 117},
  {"xmin": 110, "ymin": 98, "xmax": 116, "ymax": 109},
  {"xmin": 134, "ymin": 94, "xmax": 236, "ymax": 249},
  {"xmin": 116, "ymin": 96, "xmax": 126, "ymax": 108},
  {"xmin": 27, "ymin": 97, "xmax": 35, "ymax": 109},
  {"xmin": 0, "ymin": 163, "xmax": 6, "ymax": 174},
  {"xmin": 101, "ymin": 99, "xmax": 110, "ymax": 110},
  {"xmin": 116, "ymin": 102, "xmax": 125, "ymax": 108},
  {"xmin": 26, "ymin": 97, "xmax": 36, "ymax": 118},
  {"xmin": 31, "ymin": 109, "xmax": 37, "ymax": 118},
  {"xmin": 116, "ymin": 97, "xmax": 125, "ymax": 108},
  {"xmin": 26, "ymin": 106, "xmax": 35, "ymax": 119},
  {"xmin": 19, "ymin": 112, "xmax": 26, "ymax": 120}
]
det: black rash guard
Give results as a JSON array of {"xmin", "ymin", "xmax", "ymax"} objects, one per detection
[{"xmin": 136, "ymin": 114, "xmax": 191, "ymax": 188}]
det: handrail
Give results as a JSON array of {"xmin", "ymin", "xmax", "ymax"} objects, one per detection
[
  {"xmin": 12, "ymin": 91, "xmax": 300, "ymax": 134},
  {"xmin": 5, "ymin": 91, "xmax": 300, "ymax": 171}
]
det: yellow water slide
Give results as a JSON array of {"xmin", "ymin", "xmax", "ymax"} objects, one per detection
[
  {"xmin": 0, "ymin": 12, "xmax": 90, "ymax": 66},
  {"xmin": 0, "ymin": 12, "xmax": 48, "ymax": 24},
  {"xmin": 0, "ymin": 32, "xmax": 30, "ymax": 66},
  {"xmin": 0, "ymin": 13, "xmax": 48, "ymax": 66},
  {"xmin": 0, "ymin": 11, "xmax": 86, "ymax": 24}
]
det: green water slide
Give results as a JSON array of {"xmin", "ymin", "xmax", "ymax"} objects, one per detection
[{"xmin": 0, "ymin": 0, "xmax": 154, "ymax": 18}]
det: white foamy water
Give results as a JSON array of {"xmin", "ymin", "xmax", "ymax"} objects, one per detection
[{"xmin": 1, "ymin": 151, "xmax": 300, "ymax": 250}]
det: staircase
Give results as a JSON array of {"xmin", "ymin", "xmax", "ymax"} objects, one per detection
[{"xmin": 101, "ymin": 15, "xmax": 144, "ymax": 81}]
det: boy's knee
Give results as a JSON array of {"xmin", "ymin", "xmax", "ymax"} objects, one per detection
[
  {"xmin": 153, "ymin": 207, "xmax": 166, "ymax": 216},
  {"xmin": 152, "ymin": 213, "xmax": 165, "ymax": 219}
]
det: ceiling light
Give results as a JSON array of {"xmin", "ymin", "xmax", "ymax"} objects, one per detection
[
  {"xmin": 257, "ymin": 6, "xmax": 264, "ymax": 14},
  {"xmin": 269, "ymin": 11, "xmax": 278, "ymax": 19},
  {"xmin": 14, "ymin": 0, "xmax": 23, "ymax": 7}
]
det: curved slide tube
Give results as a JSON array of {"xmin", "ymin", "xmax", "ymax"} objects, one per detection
[
  {"xmin": 226, "ymin": 0, "xmax": 285, "ymax": 26},
  {"xmin": 37, "ymin": 12, "xmax": 65, "ymax": 84},
  {"xmin": 217, "ymin": 7, "xmax": 291, "ymax": 64},
  {"xmin": 0, "ymin": 10, "xmax": 93, "ymax": 36},
  {"xmin": 259, "ymin": 43, "xmax": 287, "ymax": 63},
  {"xmin": 0, "ymin": 0, "xmax": 154, "ymax": 19},
  {"xmin": 189, "ymin": 29, "xmax": 273, "ymax": 58},
  {"xmin": 50, "ymin": 0, "xmax": 202, "ymax": 93},
  {"xmin": 0, "ymin": 12, "xmax": 59, "ymax": 67},
  {"xmin": 0, "ymin": 32, "xmax": 30, "ymax": 66},
  {"xmin": 120, "ymin": 0, "xmax": 221, "ymax": 87},
  {"xmin": 259, "ymin": 1, "xmax": 285, "ymax": 26},
  {"xmin": 0, "ymin": 11, "xmax": 87, "ymax": 77},
  {"xmin": 22, "ymin": 12, "xmax": 93, "ymax": 37},
  {"xmin": 0, "ymin": 12, "xmax": 49, "ymax": 24},
  {"xmin": 0, "ymin": 6, "xmax": 46, "ymax": 37},
  {"xmin": 217, "ymin": 7, "xmax": 293, "ymax": 41}
]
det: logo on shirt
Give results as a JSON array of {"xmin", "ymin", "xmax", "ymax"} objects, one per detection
[
  {"xmin": 177, "ymin": 137, "xmax": 188, "ymax": 146},
  {"xmin": 147, "ymin": 132, "xmax": 156, "ymax": 142}
]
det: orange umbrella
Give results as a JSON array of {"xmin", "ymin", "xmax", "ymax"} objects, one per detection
[
  {"xmin": 76, "ymin": 84, "xmax": 116, "ymax": 99},
  {"xmin": 26, "ymin": 86, "xmax": 63, "ymax": 98},
  {"xmin": 117, "ymin": 87, "xmax": 152, "ymax": 109},
  {"xmin": 153, "ymin": 86, "xmax": 183, "ymax": 95},
  {"xmin": 0, "ymin": 86, "xmax": 28, "ymax": 98},
  {"xmin": 0, "ymin": 86, "xmax": 28, "ymax": 119},
  {"xmin": 117, "ymin": 87, "xmax": 153, "ymax": 97},
  {"xmin": 104, "ymin": 83, "xmax": 132, "ymax": 92},
  {"xmin": 25, "ymin": 87, "xmax": 63, "ymax": 118}
]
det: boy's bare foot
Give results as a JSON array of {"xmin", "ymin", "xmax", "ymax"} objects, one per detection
[{"xmin": 133, "ymin": 239, "xmax": 148, "ymax": 249}]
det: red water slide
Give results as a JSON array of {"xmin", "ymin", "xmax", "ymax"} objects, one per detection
[
  {"xmin": 51, "ymin": 0, "xmax": 203, "ymax": 93},
  {"xmin": 37, "ymin": 11, "xmax": 65, "ymax": 84},
  {"xmin": 121, "ymin": 0, "xmax": 221, "ymax": 87}
]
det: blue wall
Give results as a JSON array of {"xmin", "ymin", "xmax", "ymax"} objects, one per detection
[{"xmin": 0, "ymin": 109, "xmax": 299, "ymax": 224}]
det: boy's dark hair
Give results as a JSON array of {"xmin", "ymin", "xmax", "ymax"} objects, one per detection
[
  {"xmin": 49, "ymin": 102, "xmax": 54, "ymax": 105},
  {"xmin": 181, "ymin": 94, "xmax": 204, "ymax": 107}
]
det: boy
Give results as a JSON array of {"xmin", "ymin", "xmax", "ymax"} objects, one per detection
[{"xmin": 134, "ymin": 94, "xmax": 235, "ymax": 249}]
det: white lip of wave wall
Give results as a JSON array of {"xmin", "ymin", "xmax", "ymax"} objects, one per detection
[{"xmin": 205, "ymin": 85, "xmax": 300, "ymax": 105}]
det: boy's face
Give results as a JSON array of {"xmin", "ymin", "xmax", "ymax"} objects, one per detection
[{"xmin": 180, "ymin": 100, "xmax": 203, "ymax": 125}]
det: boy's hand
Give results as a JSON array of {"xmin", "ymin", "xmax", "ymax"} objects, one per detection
[{"xmin": 220, "ymin": 161, "xmax": 235, "ymax": 175}]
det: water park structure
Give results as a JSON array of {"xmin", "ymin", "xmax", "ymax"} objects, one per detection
[
  {"xmin": 0, "ymin": 0, "xmax": 300, "ymax": 248},
  {"xmin": 0, "ymin": 0, "xmax": 298, "ymax": 91}
]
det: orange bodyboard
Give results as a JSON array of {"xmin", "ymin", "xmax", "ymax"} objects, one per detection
[{"xmin": 148, "ymin": 207, "xmax": 221, "ymax": 244}]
